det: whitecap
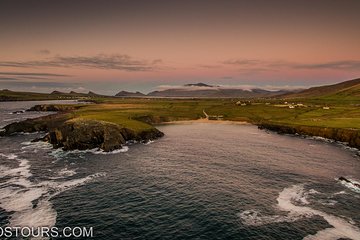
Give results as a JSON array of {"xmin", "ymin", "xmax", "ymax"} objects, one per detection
[
  {"xmin": 57, "ymin": 167, "xmax": 77, "ymax": 177},
  {"xmin": 0, "ymin": 152, "xmax": 18, "ymax": 159},
  {"xmin": 50, "ymin": 146, "xmax": 129, "ymax": 158},
  {"xmin": 91, "ymin": 146, "xmax": 129, "ymax": 154},
  {"xmin": 239, "ymin": 184, "xmax": 360, "ymax": 240},
  {"xmin": 333, "ymin": 190, "xmax": 347, "ymax": 196},
  {"xmin": 0, "ymin": 153, "xmax": 106, "ymax": 233},
  {"xmin": 143, "ymin": 140, "xmax": 154, "ymax": 145},
  {"xmin": 21, "ymin": 141, "xmax": 53, "ymax": 151},
  {"xmin": 319, "ymin": 199, "xmax": 337, "ymax": 206}
]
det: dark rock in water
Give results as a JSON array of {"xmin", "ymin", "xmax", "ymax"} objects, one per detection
[
  {"xmin": 338, "ymin": 176, "xmax": 351, "ymax": 183},
  {"xmin": 338, "ymin": 176, "xmax": 360, "ymax": 188},
  {"xmin": 134, "ymin": 128, "xmax": 164, "ymax": 142},
  {"xmin": 12, "ymin": 110, "xmax": 25, "ymax": 114}
]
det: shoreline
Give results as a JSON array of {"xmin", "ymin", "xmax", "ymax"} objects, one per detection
[
  {"xmin": 158, "ymin": 119, "xmax": 359, "ymax": 150},
  {"xmin": 157, "ymin": 118, "xmax": 250, "ymax": 125},
  {"xmin": 257, "ymin": 122, "xmax": 360, "ymax": 150},
  {"xmin": 1, "ymin": 102, "xmax": 359, "ymax": 151}
]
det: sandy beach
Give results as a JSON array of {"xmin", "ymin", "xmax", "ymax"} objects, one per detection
[{"xmin": 158, "ymin": 118, "xmax": 250, "ymax": 125}]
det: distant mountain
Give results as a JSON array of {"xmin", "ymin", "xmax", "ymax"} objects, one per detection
[
  {"xmin": 51, "ymin": 91, "xmax": 87, "ymax": 96},
  {"xmin": 115, "ymin": 91, "xmax": 145, "ymax": 97},
  {"xmin": 51, "ymin": 91, "xmax": 65, "ymax": 95},
  {"xmin": 147, "ymin": 83, "xmax": 295, "ymax": 98},
  {"xmin": 283, "ymin": 78, "xmax": 360, "ymax": 99},
  {"xmin": 0, "ymin": 89, "xmax": 104, "ymax": 101},
  {"xmin": 184, "ymin": 83, "xmax": 215, "ymax": 87},
  {"xmin": 88, "ymin": 91, "xmax": 99, "ymax": 96}
]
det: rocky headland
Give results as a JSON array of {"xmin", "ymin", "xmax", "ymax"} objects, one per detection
[{"xmin": 1, "ymin": 106, "xmax": 164, "ymax": 152}]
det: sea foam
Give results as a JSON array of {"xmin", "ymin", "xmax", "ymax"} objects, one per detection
[
  {"xmin": 0, "ymin": 152, "xmax": 106, "ymax": 234},
  {"xmin": 239, "ymin": 184, "xmax": 360, "ymax": 240}
]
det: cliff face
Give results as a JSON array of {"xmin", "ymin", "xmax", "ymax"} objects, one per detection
[
  {"xmin": 45, "ymin": 119, "xmax": 129, "ymax": 151},
  {"xmin": 45, "ymin": 119, "xmax": 164, "ymax": 151},
  {"xmin": 258, "ymin": 123, "xmax": 360, "ymax": 150}
]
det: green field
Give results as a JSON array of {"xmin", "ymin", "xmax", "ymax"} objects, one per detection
[
  {"xmin": 66, "ymin": 97, "xmax": 360, "ymax": 131},
  {"xmin": 1, "ymin": 90, "xmax": 359, "ymax": 148}
]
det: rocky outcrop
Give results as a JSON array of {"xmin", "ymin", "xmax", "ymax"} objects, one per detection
[
  {"xmin": 27, "ymin": 104, "xmax": 83, "ymax": 112},
  {"xmin": 11, "ymin": 110, "xmax": 26, "ymax": 114},
  {"xmin": 44, "ymin": 119, "xmax": 129, "ymax": 151},
  {"xmin": 44, "ymin": 119, "xmax": 164, "ymax": 151},
  {"xmin": 258, "ymin": 123, "xmax": 360, "ymax": 150},
  {"xmin": 1, "ymin": 115, "xmax": 164, "ymax": 152}
]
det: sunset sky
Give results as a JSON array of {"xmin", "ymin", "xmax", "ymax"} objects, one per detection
[{"xmin": 0, "ymin": 0, "xmax": 359, "ymax": 94}]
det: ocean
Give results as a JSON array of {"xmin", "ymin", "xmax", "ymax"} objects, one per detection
[{"xmin": 0, "ymin": 101, "xmax": 359, "ymax": 239}]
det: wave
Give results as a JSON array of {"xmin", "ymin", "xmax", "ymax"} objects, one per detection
[
  {"xmin": 50, "ymin": 146, "xmax": 129, "ymax": 159},
  {"xmin": 92, "ymin": 146, "xmax": 129, "ymax": 154},
  {"xmin": 143, "ymin": 140, "xmax": 155, "ymax": 145},
  {"xmin": 0, "ymin": 152, "xmax": 18, "ymax": 160},
  {"xmin": 0, "ymin": 153, "xmax": 106, "ymax": 233},
  {"xmin": 304, "ymin": 136, "xmax": 360, "ymax": 155},
  {"xmin": 239, "ymin": 184, "xmax": 360, "ymax": 240},
  {"xmin": 21, "ymin": 141, "xmax": 53, "ymax": 151},
  {"xmin": 57, "ymin": 167, "xmax": 77, "ymax": 177}
]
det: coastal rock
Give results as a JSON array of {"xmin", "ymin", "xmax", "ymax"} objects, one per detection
[
  {"xmin": 258, "ymin": 123, "xmax": 360, "ymax": 150},
  {"xmin": 11, "ymin": 110, "xmax": 25, "ymax": 114},
  {"xmin": 134, "ymin": 128, "xmax": 165, "ymax": 141},
  {"xmin": 27, "ymin": 104, "xmax": 82, "ymax": 112},
  {"xmin": 338, "ymin": 176, "xmax": 351, "ymax": 183},
  {"xmin": 45, "ymin": 119, "xmax": 130, "ymax": 151},
  {"xmin": 44, "ymin": 119, "xmax": 164, "ymax": 151},
  {"xmin": 1, "ymin": 113, "xmax": 164, "ymax": 151},
  {"xmin": 338, "ymin": 176, "xmax": 360, "ymax": 188}
]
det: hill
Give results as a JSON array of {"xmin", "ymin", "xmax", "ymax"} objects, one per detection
[
  {"xmin": 0, "ymin": 89, "xmax": 102, "ymax": 101},
  {"xmin": 147, "ymin": 83, "xmax": 294, "ymax": 98},
  {"xmin": 115, "ymin": 91, "xmax": 145, "ymax": 97},
  {"xmin": 284, "ymin": 78, "xmax": 360, "ymax": 100}
]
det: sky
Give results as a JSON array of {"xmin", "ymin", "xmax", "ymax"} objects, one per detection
[{"xmin": 0, "ymin": 0, "xmax": 359, "ymax": 94}]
